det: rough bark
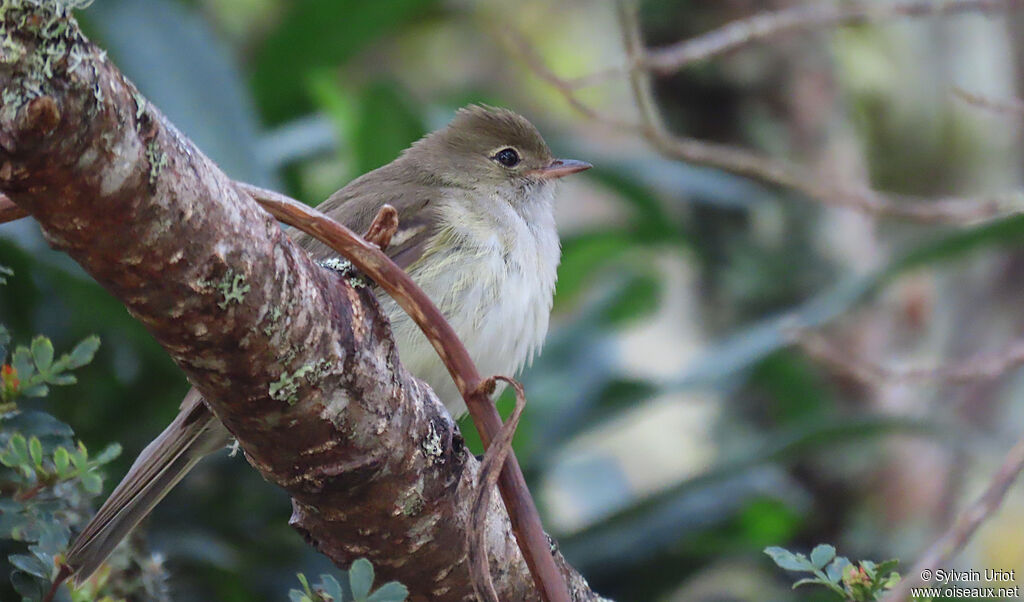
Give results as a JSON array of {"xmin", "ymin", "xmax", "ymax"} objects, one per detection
[{"xmin": 0, "ymin": 2, "xmax": 601, "ymax": 600}]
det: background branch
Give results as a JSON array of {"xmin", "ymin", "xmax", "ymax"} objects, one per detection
[
  {"xmin": 504, "ymin": 1, "xmax": 1024, "ymax": 225},
  {"xmin": 795, "ymin": 330, "xmax": 1024, "ymax": 385},
  {"xmin": 884, "ymin": 436, "xmax": 1024, "ymax": 600},
  {"xmin": 644, "ymin": 0, "xmax": 1021, "ymax": 75}
]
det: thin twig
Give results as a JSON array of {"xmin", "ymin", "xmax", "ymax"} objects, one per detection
[
  {"xmin": 796, "ymin": 330, "xmax": 1024, "ymax": 385},
  {"xmin": 469, "ymin": 376, "xmax": 528, "ymax": 602},
  {"xmin": 500, "ymin": 27, "xmax": 639, "ymax": 130},
  {"xmin": 884, "ymin": 436, "xmax": 1024, "ymax": 601},
  {"xmin": 362, "ymin": 204, "xmax": 399, "ymax": 250},
  {"xmin": 236, "ymin": 182, "xmax": 569, "ymax": 602},
  {"xmin": 953, "ymin": 86, "xmax": 1024, "ymax": 117},
  {"xmin": 42, "ymin": 564, "xmax": 72, "ymax": 602},
  {"xmin": 644, "ymin": 0, "xmax": 1021, "ymax": 75}
]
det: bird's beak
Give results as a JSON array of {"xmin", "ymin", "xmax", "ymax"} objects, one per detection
[{"xmin": 527, "ymin": 158, "xmax": 592, "ymax": 180}]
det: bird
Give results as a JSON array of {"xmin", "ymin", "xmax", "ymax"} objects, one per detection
[{"xmin": 63, "ymin": 105, "xmax": 591, "ymax": 583}]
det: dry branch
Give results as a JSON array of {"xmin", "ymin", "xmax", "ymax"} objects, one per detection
[
  {"xmin": 505, "ymin": 1, "xmax": 1024, "ymax": 225},
  {"xmin": 953, "ymin": 86, "xmax": 1024, "ymax": 117},
  {"xmin": 795, "ymin": 330, "xmax": 1024, "ymax": 385},
  {"xmin": 884, "ymin": 436, "xmax": 1024, "ymax": 601},
  {"xmin": 644, "ymin": 0, "xmax": 1021, "ymax": 75},
  {"xmin": 0, "ymin": 3, "xmax": 597, "ymax": 600}
]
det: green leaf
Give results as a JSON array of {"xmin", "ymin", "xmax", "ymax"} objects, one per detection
[
  {"xmin": 10, "ymin": 568, "xmax": 45, "ymax": 598},
  {"xmin": 883, "ymin": 572, "xmax": 901, "ymax": 589},
  {"xmin": 764, "ymin": 547, "xmax": 815, "ymax": 572},
  {"xmin": 70, "ymin": 442, "xmax": 88, "ymax": 470},
  {"xmin": 826, "ymin": 557, "xmax": 850, "ymax": 583},
  {"xmin": 65, "ymin": 335, "xmax": 100, "ymax": 369},
  {"xmin": 366, "ymin": 582, "xmax": 409, "ymax": 602},
  {"xmin": 21, "ymin": 383, "xmax": 49, "ymax": 398},
  {"xmin": 42, "ymin": 372, "xmax": 76, "ymax": 386},
  {"xmin": 30, "ymin": 336, "xmax": 54, "ymax": 372},
  {"xmin": 10, "ymin": 434, "xmax": 28, "ymax": 463},
  {"xmin": 874, "ymin": 558, "xmax": 899, "ymax": 576},
  {"xmin": 53, "ymin": 446, "xmax": 69, "ymax": 474},
  {"xmin": 11, "ymin": 347, "xmax": 33, "ymax": 382},
  {"xmin": 810, "ymin": 543, "xmax": 836, "ymax": 569},
  {"xmin": 317, "ymin": 574, "xmax": 344, "ymax": 601},
  {"xmin": 349, "ymin": 557, "xmax": 375, "ymax": 600},
  {"xmin": 10, "ymin": 553, "xmax": 49, "ymax": 578},
  {"xmin": 288, "ymin": 590, "xmax": 309, "ymax": 602},
  {"xmin": 80, "ymin": 470, "xmax": 102, "ymax": 494},
  {"xmin": 92, "ymin": 442, "xmax": 122, "ymax": 465},
  {"xmin": 28, "ymin": 436, "xmax": 42, "ymax": 468}
]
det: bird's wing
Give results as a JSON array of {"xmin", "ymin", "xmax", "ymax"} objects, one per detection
[
  {"xmin": 291, "ymin": 165, "xmax": 445, "ymax": 271},
  {"xmin": 67, "ymin": 168, "xmax": 447, "ymax": 583}
]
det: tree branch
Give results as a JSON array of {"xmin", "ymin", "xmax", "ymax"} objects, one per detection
[
  {"xmin": 644, "ymin": 0, "xmax": 1021, "ymax": 75},
  {"xmin": 794, "ymin": 330, "xmax": 1024, "ymax": 385},
  {"xmin": 503, "ymin": 1, "xmax": 1024, "ymax": 225},
  {"xmin": 0, "ymin": 3, "xmax": 597, "ymax": 600},
  {"xmin": 884, "ymin": 436, "xmax": 1024, "ymax": 601}
]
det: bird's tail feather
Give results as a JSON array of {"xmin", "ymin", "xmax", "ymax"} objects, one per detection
[{"xmin": 65, "ymin": 388, "xmax": 229, "ymax": 584}]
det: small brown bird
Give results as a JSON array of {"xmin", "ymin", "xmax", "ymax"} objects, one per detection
[{"xmin": 65, "ymin": 105, "xmax": 591, "ymax": 582}]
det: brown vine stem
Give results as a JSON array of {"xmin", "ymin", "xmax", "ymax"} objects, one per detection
[
  {"xmin": 235, "ymin": 182, "xmax": 569, "ymax": 602},
  {"xmin": 469, "ymin": 376, "xmax": 528, "ymax": 602}
]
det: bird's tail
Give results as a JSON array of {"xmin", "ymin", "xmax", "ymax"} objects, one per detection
[{"xmin": 65, "ymin": 387, "xmax": 229, "ymax": 584}]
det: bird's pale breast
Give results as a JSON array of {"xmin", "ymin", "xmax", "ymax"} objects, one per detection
[{"xmin": 378, "ymin": 189, "xmax": 560, "ymax": 417}]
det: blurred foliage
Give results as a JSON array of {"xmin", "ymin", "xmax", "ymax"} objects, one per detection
[
  {"xmin": 0, "ymin": 271, "xmax": 168, "ymax": 602},
  {"xmin": 3, "ymin": 0, "xmax": 1024, "ymax": 600},
  {"xmin": 765, "ymin": 545, "xmax": 902, "ymax": 601},
  {"xmin": 289, "ymin": 559, "xmax": 407, "ymax": 602},
  {"xmin": 249, "ymin": 0, "xmax": 439, "ymax": 125}
]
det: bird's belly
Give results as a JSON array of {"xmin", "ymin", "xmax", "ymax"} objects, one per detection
[{"xmin": 380, "ymin": 246, "xmax": 554, "ymax": 417}]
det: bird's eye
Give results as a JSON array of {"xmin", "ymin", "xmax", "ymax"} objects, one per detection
[{"xmin": 494, "ymin": 148, "xmax": 520, "ymax": 168}]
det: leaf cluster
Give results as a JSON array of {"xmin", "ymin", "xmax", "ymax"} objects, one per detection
[
  {"xmin": 764, "ymin": 544, "xmax": 902, "ymax": 601},
  {"xmin": 290, "ymin": 558, "xmax": 408, "ymax": 602}
]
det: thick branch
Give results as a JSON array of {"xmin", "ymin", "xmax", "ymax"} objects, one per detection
[{"xmin": 0, "ymin": 3, "xmax": 599, "ymax": 600}]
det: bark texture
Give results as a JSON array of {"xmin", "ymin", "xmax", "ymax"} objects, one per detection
[{"xmin": 0, "ymin": 2, "xmax": 601, "ymax": 600}]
